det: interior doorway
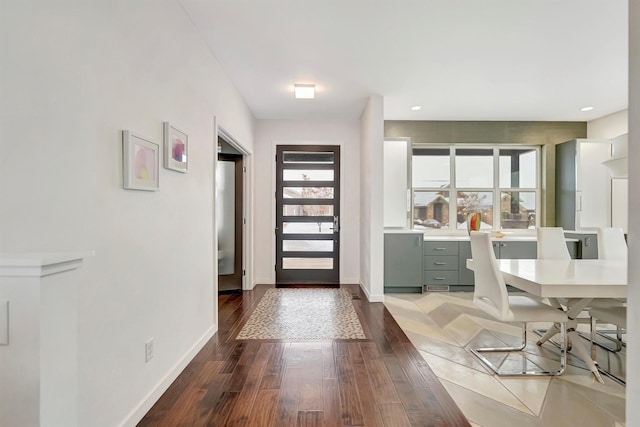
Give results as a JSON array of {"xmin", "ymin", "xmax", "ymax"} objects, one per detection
[
  {"xmin": 217, "ymin": 137, "xmax": 244, "ymax": 293},
  {"xmin": 275, "ymin": 145, "xmax": 340, "ymax": 286}
]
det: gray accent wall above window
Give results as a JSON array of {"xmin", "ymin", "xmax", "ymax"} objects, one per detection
[{"xmin": 384, "ymin": 121, "xmax": 586, "ymax": 145}]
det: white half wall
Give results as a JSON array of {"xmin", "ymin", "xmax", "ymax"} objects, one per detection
[
  {"xmin": 253, "ymin": 120, "xmax": 361, "ymax": 285},
  {"xmin": 0, "ymin": 2, "xmax": 255, "ymax": 426},
  {"xmin": 359, "ymin": 96, "xmax": 385, "ymax": 302},
  {"xmin": 627, "ymin": 1, "xmax": 639, "ymax": 424}
]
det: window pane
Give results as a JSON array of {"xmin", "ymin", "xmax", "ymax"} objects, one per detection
[
  {"xmin": 412, "ymin": 148, "xmax": 450, "ymax": 188},
  {"xmin": 456, "ymin": 191, "xmax": 493, "ymax": 229},
  {"xmin": 283, "ymin": 187, "xmax": 334, "ymax": 199},
  {"xmin": 501, "ymin": 191, "xmax": 536, "ymax": 229},
  {"xmin": 282, "ymin": 258, "xmax": 333, "ymax": 269},
  {"xmin": 413, "ymin": 191, "xmax": 450, "ymax": 229},
  {"xmin": 283, "ymin": 240, "xmax": 333, "ymax": 252},
  {"xmin": 283, "ymin": 222, "xmax": 333, "ymax": 234},
  {"xmin": 283, "ymin": 151, "xmax": 334, "ymax": 164},
  {"xmin": 499, "ymin": 149, "xmax": 537, "ymax": 188},
  {"xmin": 283, "ymin": 205, "xmax": 334, "ymax": 216},
  {"xmin": 455, "ymin": 149, "xmax": 493, "ymax": 188},
  {"xmin": 283, "ymin": 169, "xmax": 334, "ymax": 181}
]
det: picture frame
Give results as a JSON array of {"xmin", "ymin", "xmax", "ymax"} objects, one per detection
[
  {"xmin": 122, "ymin": 130, "xmax": 160, "ymax": 191},
  {"xmin": 163, "ymin": 122, "xmax": 188, "ymax": 173}
]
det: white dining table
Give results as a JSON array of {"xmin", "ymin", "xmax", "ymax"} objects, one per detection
[{"xmin": 466, "ymin": 258, "xmax": 627, "ymax": 383}]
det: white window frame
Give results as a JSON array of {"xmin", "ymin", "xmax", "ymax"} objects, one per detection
[{"xmin": 411, "ymin": 144, "xmax": 541, "ymax": 233}]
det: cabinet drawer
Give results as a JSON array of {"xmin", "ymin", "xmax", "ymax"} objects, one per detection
[
  {"xmin": 424, "ymin": 255, "xmax": 458, "ymax": 270},
  {"xmin": 423, "ymin": 270, "xmax": 458, "ymax": 285},
  {"xmin": 423, "ymin": 241, "xmax": 459, "ymax": 256}
]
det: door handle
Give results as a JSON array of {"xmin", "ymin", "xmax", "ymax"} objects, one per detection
[{"xmin": 329, "ymin": 216, "xmax": 339, "ymax": 232}]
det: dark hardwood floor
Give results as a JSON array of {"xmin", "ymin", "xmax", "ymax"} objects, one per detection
[{"xmin": 138, "ymin": 285, "xmax": 470, "ymax": 426}]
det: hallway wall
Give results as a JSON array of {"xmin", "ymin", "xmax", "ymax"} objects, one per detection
[{"xmin": 0, "ymin": 2, "xmax": 255, "ymax": 426}]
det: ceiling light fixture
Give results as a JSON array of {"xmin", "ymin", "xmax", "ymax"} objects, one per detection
[
  {"xmin": 411, "ymin": 105, "xmax": 422, "ymax": 111},
  {"xmin": 580, "ymin": 106, "xmax": 595, "ymax": 112},
  {"xmin": 294, "ymin": 84, "xmax": 315, "ymax": 99}
]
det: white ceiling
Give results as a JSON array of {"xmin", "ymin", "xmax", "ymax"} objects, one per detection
[{"xmin": 180, "ymin": 0, "xmax": 628, "ymax": 122}]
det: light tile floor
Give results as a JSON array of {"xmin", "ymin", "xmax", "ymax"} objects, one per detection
[{"xmin": 384, "ymin": 292, "xmax": 626, "ymax": 427}]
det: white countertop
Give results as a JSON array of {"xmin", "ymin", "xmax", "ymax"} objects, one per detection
[
  {"xmin": 385, "ymin": 230, "xmax": 578, "ymax": 242},
  {"xmin": 423, "ymin": 234, "xmax": 539, "ymax": 242},
  {"xmin": 384, "ymin": 229, "xmax": 424, "ymax": 234}
]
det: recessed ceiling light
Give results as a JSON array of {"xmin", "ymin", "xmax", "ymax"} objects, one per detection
[
  {"xmin": 294, "ymin": 84, "xmax": 315, "ymax": 99},
  {"xmin": 580, "ymin": 106, "xmax": 595, "ymax": 112},
  {"xmin": 411, "ymin": 105, "xmax": 422, "ymax": 111}
]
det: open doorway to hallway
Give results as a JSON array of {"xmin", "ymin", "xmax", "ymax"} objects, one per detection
[{"xmin": 217, "ymin": 136, "xmax": 245, "ymax": 293}]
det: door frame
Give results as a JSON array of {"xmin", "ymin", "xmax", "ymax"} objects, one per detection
[
  {"xmin": 217, "ymin": 152, "xmax": 244, "ymax": 292},
  {"xmin": 271, "ymin": 140, "xmax": 345, "ymax": 284},
  {"xmin": 216, "ymin": 124, "xmax": 253, "ymax": 292}
]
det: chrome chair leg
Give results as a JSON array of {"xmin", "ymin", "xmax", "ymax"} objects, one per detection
[{"xmin": 471, "ymin": 322, "xmax": 567, "ymax": 377}]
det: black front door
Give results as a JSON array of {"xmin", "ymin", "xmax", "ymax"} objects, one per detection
[{"xmin": 275, "ymin": 145, "xmax": 340, "ymax": 285}]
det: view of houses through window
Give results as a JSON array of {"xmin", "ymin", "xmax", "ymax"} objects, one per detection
[{"xmin": 412, "ymin": 146, "xmax": 539, "ymax": 231}]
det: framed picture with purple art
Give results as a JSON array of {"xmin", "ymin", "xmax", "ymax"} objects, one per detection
[
  {"xmin": 163, "ymin": 122, "xmax": 188, "ymax": 173},
  {"xmin": 122, "ymin": 130, "xmax": 160, "ymax": 191}
]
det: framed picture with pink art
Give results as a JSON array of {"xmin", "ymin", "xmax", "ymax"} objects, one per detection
[
  {"xmin": 122, "ymin": 130, "xmax": 160, "ymax": 191},
  {"xmin": 163, "ymin": 122, "xmax": 188, "ymax": 173}
]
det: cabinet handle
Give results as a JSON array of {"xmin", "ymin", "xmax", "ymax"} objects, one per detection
[
  {"xmin": 416, "ymin": 236, "xmax": 421, "ymax": 246},
  {"xmin": 501, "ymin": 243, "xmax": 507, "ymax": 247},
  {"xmin": 434, "ymin": 262, "xmax": 446, "ymax": 265},
  {"xmin": 434, "ymin": 277, "xmax": 446, "ymax": 280},
  {"xmin": 434, "ymin": 247, "xmax": 447, "ymax": 251}
]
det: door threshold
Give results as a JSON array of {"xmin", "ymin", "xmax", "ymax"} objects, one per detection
[{"xmin": 276, "ymin": 283, "xmax": 340, "ymax": 288}]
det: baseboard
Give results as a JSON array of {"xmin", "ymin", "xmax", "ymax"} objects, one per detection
[
  {"xmin": 359, "ymin": 282, "xmax": 384, "ymax": 302},
  {"xmin": 121, "ymin": 325, "xmax": 216, "ymax": 427}
]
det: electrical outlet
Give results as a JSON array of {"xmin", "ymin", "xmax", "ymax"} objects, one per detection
[{"xmin": 145, "ymin": 338, "xmax": 154, "ymax": 363}]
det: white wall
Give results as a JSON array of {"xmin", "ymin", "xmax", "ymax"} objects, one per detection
[
  {"xmin": 359, "ymin": 96, "xmax": 385, "ymax": 302},
  {"xmin": 627, "ymin": 1, "xmax": 639, "ymax": 424},
  {"xmin": 253, "ymin": 120, "xmax": 361, "ymax": 285},
  {"xmin": 587, "ymin": 109, "xmax": 628, "ymax": 138},
  {"xmin": 383, "ymin": 139, "xmax": 410, "ymax": 228},
  {"xmin": 0, "ymin": 2, "xmax": 255, "ymax": 426}
]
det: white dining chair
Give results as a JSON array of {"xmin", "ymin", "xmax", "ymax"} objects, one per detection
[
  {"xmin": 597, "ymin": 227, "xmax": 627, "ymax": 260},
  {"xmin": 590, "ymin": 306, "xmax": 626, "ymax": 354},
  {"xmin": 590, "ymin": 227, "xmax": 627, "ymax": 348},
  {"xmin": 469, "ymin": 231, "xmax": 568, "ymax": 376},
  {"xmin": 537, "ymin": 227, "xmax": 571, "ymax": 260},
  {"xmin": 589, "ymin": 305, "xmax": 627, "ymax": 385},
  {"xmin": 533, "ymin": 227, "xmax": 573, "ymax": 346}
]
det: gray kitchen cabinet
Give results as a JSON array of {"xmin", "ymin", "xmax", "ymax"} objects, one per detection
[
  {"xmin": 384, "ymin": 233, "xmax": 423, "ymax": 293},
  {"xmin": 492, "ymin": 241, "xmax": 537, "ymax": 258},
  {"xmin": 456, "ymin": 240, "xmax": 536, "ymax": 291},
  {"xmin": 458, "ymin": 242, "xmax": 474, "ymax": 287},
  {"xmin": 387, "ymin": 236, "xmax": 582, "ymax": 294},
  {"xmin": 423, "ymin": 241, "xmax": 459, "ymax": 291},
  {"xmin": 565, "ymin": 232, "xmax": 598, "ymax": 259}
]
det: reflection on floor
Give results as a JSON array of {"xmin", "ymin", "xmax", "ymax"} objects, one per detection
[{"xmin": 384, "ymin": 292, "xmax": 626, "ymax": 427}]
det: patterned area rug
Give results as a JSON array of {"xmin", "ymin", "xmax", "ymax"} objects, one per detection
[{"xmin": 236, "ymin": 288, "xmax": 367, "ymax": 340}]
